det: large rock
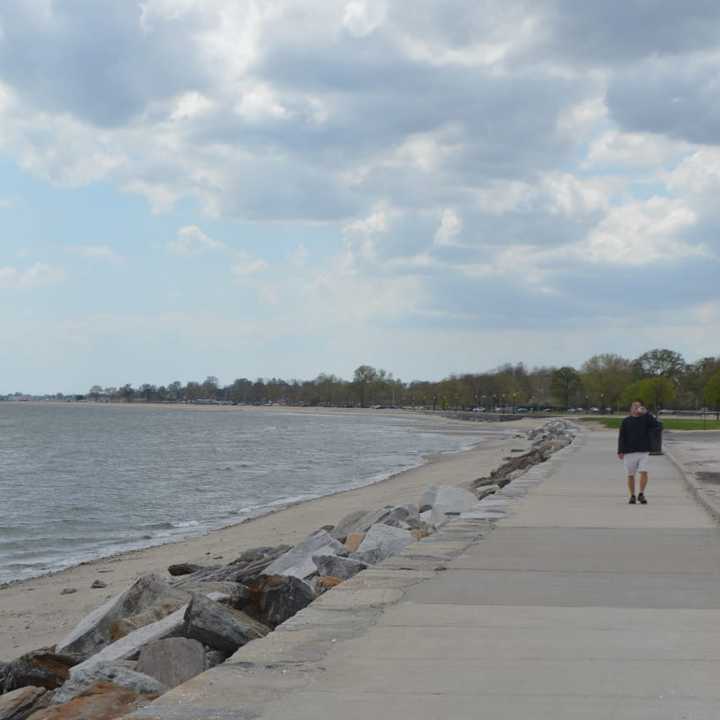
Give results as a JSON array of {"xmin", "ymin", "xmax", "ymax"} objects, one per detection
[
  {"xmin": 263, "ymin": 530, "xmax": 345, "ymax": 580},
  {"xmin": 230, "ymin": 545, "xmax": 293, "ymax": 566},
  {"xmin": 332, "ymin": 506, "xmax": 417, "ymax": 540},
  {"xmin": 379, "ymin": 504, "xmax": 420, "ymax": 527},
  {"xmin": 136, "ymin": 638, "xmax": 206, "ymax": 690},
  {"xmin": 167, "ymin": 563, "xmax": 205, "ymax": 577},
  {"xmin": 69, "ymin": 591, "xmax": 229, "ymax": 675},
  {"xmin": 55, "ymin": 575, "xmax": 189, "ymax": 659},
  {"xmin": 429, "ymin": 486, "xmax": 479, "ymax": 524},
  {"xmin": 52, "ymin": 663, "xmax": 166, "ymax": 705},
  {"xmin": 2, "ymin": 651, "xmax": 78, "ymax": 693},
  {"xmin": 183, "ymin": 595, "xmax": 269, "ymax": 654},
  {"xmin": 0, "ymin": 687, "xmax": 47, "ymax": 720},
  {"xmin": 173, "ymin": 545, "xmax": 292, "ymax": 588},
  {"xmin": 329, "ymin": 510, "xmax": 369, "ymax": 540},
  {"xmin": 248, "ymin": 575, "xmax": 316, "ymax": 629},
  {"xmin": 26, "ymin": 681, "xmax": 158, "ymax": 720},
  {"xmin": 312, "ymin": 555, "xmax": 367, "ymax": 581},
  {"xmin": 354, "ymin": 524, "xmax": 415, "ymax": 564}
]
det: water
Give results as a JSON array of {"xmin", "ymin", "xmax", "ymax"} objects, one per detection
[{"xmin": 0, "ymin": 403, "xmax": 495, "ymax": 585}]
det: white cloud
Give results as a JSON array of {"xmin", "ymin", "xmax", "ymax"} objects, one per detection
[
  {"xmin": 342, "ymin": 1, "xmax": 386, "ymax": 37},
  {"xmin": 0, "ymin": 263, "xmax": 65, "ymax": 289},
  {"xmin": 231, "ymin": 251, "xmax": 269, "ymax": 277},
  {"xmin": 584, "ymin": 197, "xmax": 701, "ymax": 265},
  {"xmin": 586, "ymin": 130, "xmax": 693, "ymax": 169},
  {"xmin": 66, "ymin": 244, "xmax": 123, "ymax": 262},
  {"xmin": 167, "ymin": 225, "xmax": 225, "ymax": 256},
  {"xmin": 434, "ymin": 208, "xmax": 462, "ymax": 246}
]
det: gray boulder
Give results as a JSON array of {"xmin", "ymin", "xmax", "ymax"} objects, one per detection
[
  {"xmin": 56, "ymin": 574, "xmax": 189, "ymax": 659},
  {"xmin": 263, "ymin": 530, "xmax": 345, "ymax": 579},
  {"xmin": 330, "ymin": 510, "xmax": 369, "ymax": 540},
  {"xmin": 70, "ymin": 591, "xmax": 228, "ymax": 675},
  {"xmin": 204, "ymin": 650, "xmax": 226, "ymax": 669},
  {"xmin": 136, "ymin": 638, "xmax": 206, "ymax": 689},
  {"xmin": 0, "ymin": 686, "xmax": 47, "ymax": 720},
  {"xmin": 183, "ymin": 595, "xmax": 269, "ymax": 654},
  {"xmin": 354, "ymin": 524, "xmax": 414, "ymax": 563},
  {"xmin": 248, "ymin": 575, "xmax": 316, "ymax": 629},
  {"xmin": 312, "ymin": 555, "xmax": 367, "ymax": 581},
  {"xmin": 330, "ymin": 507, "xmax": 403, "ymax": 540},
  {"xmin": 379, "ymin": 504, "xmax": 419, "ymax": 527},
  {"xmin": 430, "ymin": 486, "xmax": 479, "ymax": 524},
  {"xmin": 52, "ymin": 662, "xmax": 166, "ymax": 705}
]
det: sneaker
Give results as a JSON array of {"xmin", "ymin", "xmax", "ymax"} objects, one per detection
[
  {"xmin": 629, "ymin": 495, "xmax": 637, "ymax": 504},
  {"xmin": 638, "ymin": 493, "xmax": 647, "ymax": 505}
]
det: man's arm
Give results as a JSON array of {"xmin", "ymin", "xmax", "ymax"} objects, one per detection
[{"xmin": 618, "ymin": 419, "xmax": 626, "ymax": 456}]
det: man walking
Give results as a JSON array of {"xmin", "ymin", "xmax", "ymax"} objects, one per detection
[{"xmin": 618, "ymin": 400, "xmax": 661, "ymax": 504}]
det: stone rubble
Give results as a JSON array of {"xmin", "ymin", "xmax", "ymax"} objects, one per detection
[{"xmin": 0, "ymin": 686, "xmax": 49, "ymax": 720}]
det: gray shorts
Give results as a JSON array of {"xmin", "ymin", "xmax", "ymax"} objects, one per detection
[{"xmin": 624, "ymin": 452, "xmax": 650, "ymax": 475}]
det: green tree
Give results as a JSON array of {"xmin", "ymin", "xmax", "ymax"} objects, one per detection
[
  {"xmin": 353, "ymin": 365, "xmax": 378, "ymax": 407},
  {"xmin": 703, "ymin": 370, "xmax": 720, "ymax": 420},
  {"xmin": 581, "ymin": 353, "xmax": 633, "ymax": 412},
  {"xmin": 621, "ymin": 377, "xmax": 677, "ymax": 412},
  {"xmin": 633, "ymin": 349, "xmax": 686, "ymax": 380},
  {"xmin": 551, "ymin": 367, "xmax": 582, "ymax": 409}
]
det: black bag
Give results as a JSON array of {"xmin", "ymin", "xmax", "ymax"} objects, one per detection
[{"xmin": 649, "ymin": 419, "xmax": 663, "ymax": 455}]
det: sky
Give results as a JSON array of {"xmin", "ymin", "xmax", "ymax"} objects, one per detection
[{"xmin": 1, "ymin": 1, "xmax": 719, "ymax": 393}]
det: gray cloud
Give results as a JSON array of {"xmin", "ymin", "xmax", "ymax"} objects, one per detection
[
  {"xmin": 0, "ymin": 0, "xmax": 212, "ymax": 126},
  {"xmin": 607, "ymin": 54, "xmax": 720, "ymax": 145}
]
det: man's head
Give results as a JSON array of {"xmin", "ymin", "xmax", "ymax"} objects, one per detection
[{"xmin": 630, "ymin": 400, "xmax": 646, "ymax": 416}]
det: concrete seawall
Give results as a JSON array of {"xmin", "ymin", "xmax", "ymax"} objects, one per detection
[{"xmin": 126, "ymin": 428, "xmax": 720, "ymax": 719}]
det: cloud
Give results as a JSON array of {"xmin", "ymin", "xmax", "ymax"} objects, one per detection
[
  {"xmin": 66, "ymin": 244, "xmax": 123, "ymax": 262},
  {"xmin": 231, "ymin": 252, "xmax": 269, "ymax": 277},
  {"xmin": 1, "ymin": 0, "xmax": 720, "ymax": 381},
  {"xmin": 0, "ymin": 263, "xmax": 65, "ymax": 289},
  {"xmin": 434, "ymin": 208, "xmax": 462, "ymax": 246},
  {"xmin": 167, "ymin": 225, "xmax": 225, "ymax": 256}
]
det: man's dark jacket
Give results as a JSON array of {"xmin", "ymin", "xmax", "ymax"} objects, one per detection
[{"xmin": 618, "ymin": 413, "xmax": 661, "ymax": 454}]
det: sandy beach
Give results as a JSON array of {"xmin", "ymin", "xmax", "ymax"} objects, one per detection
[{"xmin": 0, "ymin": 417, "xmax": 541, "ymax": 660}]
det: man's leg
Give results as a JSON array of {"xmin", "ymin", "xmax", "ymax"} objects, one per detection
[
  {"xmin": 627, "ymin": 473, "xmax": 636, "ymax": 502},
  {"xmin": 638, "ymin": 471, "xmax": 649, "ymax": 503}
]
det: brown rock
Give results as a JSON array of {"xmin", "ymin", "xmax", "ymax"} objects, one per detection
[
  {"xmin": 167, "ymin": 563, "xmax": 205, "ymax": 577},
  {"xmin": 411, "ymin": 529, "xmax": 431, "ymax": 541},
  {"xmin": 26, "ymin": 682, "xmax": 157, "ymax": 720},
  {"xmin": 246, "ymin": 575, "xmax": 316, "ymax": 629},
  {"xmin": 343, "ymin": 533, "xmax": 365, "ymax": 553},
  {"xmin": 90, "ymin": 581, "xmax": 107, "ymax": 590},
  {"xmin": 316, "ymin": 576, "xmax": 343, "ymax": 590},
  {"xmin": 0, "ymin": 686, "xmax": 47, "ymax": 720},
  {"xmin": 3, "ymin": 650, "xmax": 78, "ymax": 693}
]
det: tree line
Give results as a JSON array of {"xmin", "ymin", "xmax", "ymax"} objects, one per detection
[{"xmin": 82, "ymin": 349, "xmax": 720, "ymax": 414}]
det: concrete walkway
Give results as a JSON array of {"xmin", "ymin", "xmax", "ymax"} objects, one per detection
[{"xmin": 132, "ymin": 429, "xmax": 720, "ymax": 720}]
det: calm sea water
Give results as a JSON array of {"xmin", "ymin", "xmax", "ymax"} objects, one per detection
[{"xmin": 0, "ymin": 403, "xmax": 495, "ymax": 585}]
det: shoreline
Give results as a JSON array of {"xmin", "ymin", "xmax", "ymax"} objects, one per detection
[
  {"xmin": 0, "ymin": 412, "xmax": 490, "ymax": 590},
  {"xmin": 0, "ymin": 418, "xmax": 540, "ymax": 659},
  {"xmin": 0, "ymin": 435, "xmax": 477, "ymax": 591}
]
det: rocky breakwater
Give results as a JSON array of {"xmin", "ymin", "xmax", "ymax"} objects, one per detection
[{"xmin": 0, "ymin": 420, "xmax": 576, "ymax": 720}]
